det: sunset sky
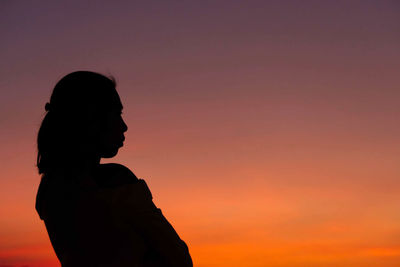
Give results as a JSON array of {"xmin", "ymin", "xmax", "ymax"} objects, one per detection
[{"xmin": 1, "ymin": 1, "xmax": 400, "ymax": 266}]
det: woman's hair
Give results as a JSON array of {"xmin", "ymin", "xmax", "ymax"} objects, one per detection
[{"xmin": 37, "ymin": 71, "xmax": 118, "ymax": 174}]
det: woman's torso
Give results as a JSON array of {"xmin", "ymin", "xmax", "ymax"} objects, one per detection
[{"xmin": 36, "ymin": 164, "xmax": 167, "ymax": 266}]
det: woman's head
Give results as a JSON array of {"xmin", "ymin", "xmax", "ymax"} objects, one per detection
[{"xmin": 37, "ymin": 71, "xmax": 128, "ymax": 174}]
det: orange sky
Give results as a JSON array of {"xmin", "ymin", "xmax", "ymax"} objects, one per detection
[{"xmin": 1, "ymin": 1, "xmax": 400, "ymax": 266}]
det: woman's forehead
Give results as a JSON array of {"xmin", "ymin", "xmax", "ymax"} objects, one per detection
[{"xmin": 104, "ymin": 87, "xmax": 123, "ymax": 108}]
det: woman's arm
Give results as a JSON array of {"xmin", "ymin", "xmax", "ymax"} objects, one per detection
[
  {"xmin": 135, "ymin": 203, "xmax": 193, "ymax": 267},
  {"xmin": 106, "ymin": 164, "xmax": 193, "ymax": 266}
]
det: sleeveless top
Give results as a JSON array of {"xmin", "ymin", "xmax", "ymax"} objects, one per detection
[{"xmin": 35, "ymin": 164, "xmax": 192, "ymax": 267}]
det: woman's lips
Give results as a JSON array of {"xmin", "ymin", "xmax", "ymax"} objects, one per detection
[{"xmin": 119, "ymin": 136, "xmax": 125, "ymax": 146}]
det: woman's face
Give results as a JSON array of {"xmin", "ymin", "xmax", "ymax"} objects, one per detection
[{"xmin": 95, "ymin": 91, "xmax": 128, "ymax": 158}]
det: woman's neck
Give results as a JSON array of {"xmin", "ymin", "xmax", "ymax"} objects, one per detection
[{"xmin": 72, "ymin": 154, "xmax": 101, "ymax": 188}]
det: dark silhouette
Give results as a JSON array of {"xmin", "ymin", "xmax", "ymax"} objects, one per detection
[{"xmin": 35, "ymin": 71, "xmax": 193, "ymax": 267}]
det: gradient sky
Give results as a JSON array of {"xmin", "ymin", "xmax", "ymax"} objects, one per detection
[{"xmin": 1, "ymin": 1, "xmax": 400, "ymax": 266}]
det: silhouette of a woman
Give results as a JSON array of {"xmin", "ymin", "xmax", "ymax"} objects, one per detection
[{"xmin": 35, "ymin": 71, "xmax": 193, "ymax": 267}]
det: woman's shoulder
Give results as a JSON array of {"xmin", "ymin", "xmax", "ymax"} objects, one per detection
[
  {"xmin": 96, "ymin": 165, "xmax": 154, "ymax": 209},
  {"xmin": 95, "ymin": 163, "xmax": 139, "ymax": 188}
]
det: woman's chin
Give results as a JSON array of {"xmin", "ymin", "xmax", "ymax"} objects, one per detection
[{"xmin": 100, "ymin": 147, "xmax": 120, "ymax": 158}]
